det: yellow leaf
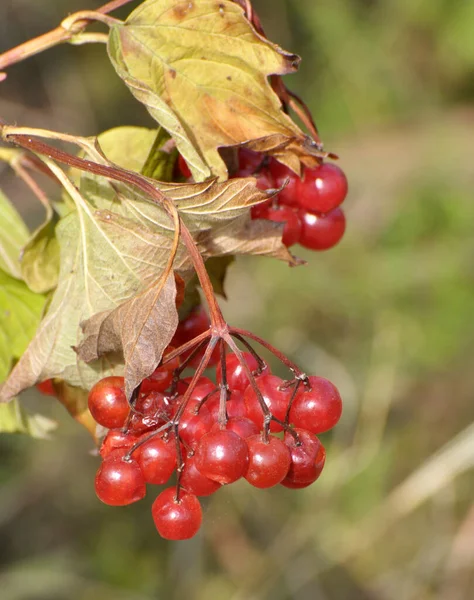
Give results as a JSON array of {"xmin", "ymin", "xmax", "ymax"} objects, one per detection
[{"xmin": 108, "ymin": 0, "xmax": 315, "ymax": 181}]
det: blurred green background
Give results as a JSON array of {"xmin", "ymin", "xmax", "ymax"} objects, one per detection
[{"xmin": 1, "ymin": 0, "xmax": 474, "ymax": 598}]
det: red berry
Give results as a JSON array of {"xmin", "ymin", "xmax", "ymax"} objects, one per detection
[
  {"xmin": 139, "ymin": 369, "xmax": 173, "ymax": 394},
  {"xmin": 206, "ymin": 393, "xmax": 249, "ymax": 422},
  {"xmin": 100, "ymin": 429, "xmax": 138, "ymax": 459},
  {"xmin": 88, "ymin": 376, "xmax": 130, "ymax": 429},
  {"xmin": 173, "ymin": 306, "xmax": 209, "ymax": 345},
  {"xmin": 129, "ymin": 391, "xmax": 169, "ymax": 434},
  {"xmin": 36, "ymin": 379, "xmax": 56, "ymax": 396},
  {"xmin": 177, "ymin": 376, "xmax": 215, "ymax": 401},
  {"xmin": 279, "ymin": 478, "xmax": 314, "ymax": 489},
  {"xmin": 161, "ymin": 346, "xmax": 181, "ymax": 372},
  {"xmin": 237, "ymin": 148, "xmax": 264, "ymax": 176},
  {"xmin": 175, "ymin": 398, "xmax": 214, "ymax": 449},
  {"xmin": 251, "ymin": 198, "xmax": 272, "ymax": 219},
  {"xmin": 245, "ymin": 434, "xmax": 291, "ymax": 488},
  {"xmin": 140, "ymin": 345, "xmax": 180, "ymax": 393},
  {"xmin": 299, "ymin": 207, "xmax": 346, "ymax": 251},
  {"xmin": 135, "ymin": 390, "xmax": 169, "ymax": 416},
  {"xmin": 216, "ymin": 352, "xmax": 260, "ymax": 394},
  {"xmin": 289, "ymin": 376, "xmax": 342, "ymax": 434},
  {"xmin": 282, "ymin": 428, "xmax": 326, "ymax": 485},
  {"xmin": 268, "ymin": 159, "xmax": 299, "ymax": 207},
  {"xmin": 194, "ymin": 430, "xmax": 249, "ymax": 484},
  {"xmin": 298, "ymin": 163, "xmax": 348, "ymax": 213},
  {"xmin": 211, "ymin": 416, "xmax": 259, "ymax": 439},
  {"xmin": 95, "ymin": 456, "xmax": 146, "ymax": 506},
  {"xmin": 152, "ymin": 487, "xmax": 202, "ymax": 540},
  {"xmin": 243, "ymin": 374, "xmax": 292, "ymax": 433},
  {"xmin": 180, "ymin": 454, "xmax": 221, "ymax": 496},
  {"xmin": 136, "ymin": 436, "xmax": 177, "ymax": 485},
  {"xmin": 177, "ymin": 154, "xmax": 192, "ymax": 179},
  {"xmin": 261, "ymin": 205, "xmax": 302, "ymax": 247}
]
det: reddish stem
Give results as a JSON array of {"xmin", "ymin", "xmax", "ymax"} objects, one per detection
[
  {"xmin": 230, "ymin": 327, "xmax": 305, "ymax": 377},
  {"xmin": 224, "ymin": 333, "xmax": 272, "ymax": 441},
  {"xmin": 0, "ymin": 0, "xmax": 136, "ymax": 73}
]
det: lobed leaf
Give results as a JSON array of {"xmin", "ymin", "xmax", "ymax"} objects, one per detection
[
  {"xmin": 1, "ymin": 126, "xmax": 297, "ymax": 401},
  {"xmin": 107, "ymin": 0, "xmax": 315, "ymax": 180},
  {"xmin": 0, "ymin": 269, "xmax": 46, "ymax": 380},
  {"xmin": 78, "ymin": 272, "xmax": 178, "ymax": 400}
]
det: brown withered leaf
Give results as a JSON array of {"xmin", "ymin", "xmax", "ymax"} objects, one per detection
[
  {"xmin": 107, "ymin": 0, "xmax": 318, "ymax": 180},
  {"xmin": 78, "ymin": 272, "xmax": 178, "ymax": 400},
  {"xmin": 199, "ymin": 217, "xmax": 303, "ymax": 266}
]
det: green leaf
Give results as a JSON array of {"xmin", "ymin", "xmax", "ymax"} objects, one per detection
[
  {"xmin": 0, "ymin": 399, "xmax": 56, "ymax": 438},
  {"xmin": 0, "ymin": 269, "xmax": 46, "ymax": 381},
  {"xmin": 0, "ymin": 269, "xmax": 49, "ymax": 436},
  {"xmin": 140, "ymin": 127, "xmax": 178, "ymax": 181},
  {"xmin": 107, "ymin": 0, "xmax": 313, "ymax": 181},
  {"xmin": 0, "ymin": 189, "xmax": 29, "ymax": 279},
  {"xmin": 21, "ymin": 212, "xmax": 60, "ymax": 294}
]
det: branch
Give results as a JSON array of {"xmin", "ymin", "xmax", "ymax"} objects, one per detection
[{"xmin": 0, "ymin": 0, "xmax": 136, "ymax": 76}]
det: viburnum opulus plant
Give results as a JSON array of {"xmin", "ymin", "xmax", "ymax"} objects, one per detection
[{"xmin": 0, "ymin": 0, "xmax": 347, "ymax": 540}]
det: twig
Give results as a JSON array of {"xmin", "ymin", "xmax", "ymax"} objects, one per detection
[{"xmin": 0, "ymin": 0, "xmax": 136, "ymax": 75}]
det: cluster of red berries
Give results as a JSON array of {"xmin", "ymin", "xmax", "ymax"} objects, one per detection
[
  {"xmin": 177, "ymin": 149, "xmax": 348, "ymax": 251},
  {"xmin": 85, "ymin": 308, "xmax": 342, "ymax": 541}
]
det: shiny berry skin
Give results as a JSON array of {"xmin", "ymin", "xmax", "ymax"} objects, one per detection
[
  {"xmin": 245, "ymin": 434, "xmax": 291, "ymax": 488},
  {"xmin": 289, "ymin": 376, "xmax": 342, "ymax": 434},
  {"xmin": 211, "ymin": 416, "xmax": 259, "ymax": 439},
  {"xmin": 139, "ymin": 369, "xmax": 173, "ymax": 394},
  {"xmin": 152, "ymin": 487, "xmax": 202, "ymax": 540},
  {"xmin": 99, "ymin": 429, "xmax": 138, "ymax": 459},
  {"xmin": 243, "ymin": 374, "xmax": 292, "ymax": 432},
  {"xmin": 261, "ymin": 205, "xmax": 302, "ymax": 247},
  {"xmin": 282, "ymin": 428, "xmax": 326, "ymax": 485},
  {"xmin": 95, "ymin": 456, "xmax": 146, "ymax": 506},
  {"xmin": 216, "ymin": 351, "xmax": 260, "ymax": 394},
  {"xmin": 268, "ymin": 159, "xmax": 299, "ymax": 207},
  {"xmin": 180, "ymin": 454, "xmax": 221, "ymax": 496},
  {"xmin": 299, "ymin": 207, "xmax": 346, "ymax": 251},
  {"xmin": 175, "ymin": 398, "xmax": 214, "ymax": 449},
  {"xmin": 206, "ymin": 392, "xmax": 248, "ymax": 422},
  {"xmin": 136, "ymin": 436, "xmax": 177, "ymax": 485},
  {"xmin": 194, "ymin": 430, "xmax": 249, "ymax": 484},
  {"xmin": 298, "ymin": 163, "xmax": 348, "ymax": 213},
  {"xmin": 88, "ymin": 376, "xmax": 129, "ymax": 429},
  {"xmin": 176, "ymin": 376, "xmax": 215, "ymax": 400}
]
